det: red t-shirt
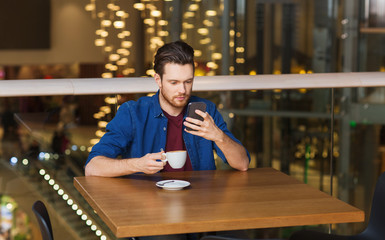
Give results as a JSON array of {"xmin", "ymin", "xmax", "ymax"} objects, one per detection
[{"xmin": 162, "ymin": 110, "xmax": 193, "ymax": 172}]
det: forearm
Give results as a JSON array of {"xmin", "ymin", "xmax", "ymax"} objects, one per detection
[
  {"xmin": 215, "ymin": 131, "xmax": 249, "ymax": 171},
  {"xmin": 85, "ymin": 156, "xmax": 139, "ymax": 177}
]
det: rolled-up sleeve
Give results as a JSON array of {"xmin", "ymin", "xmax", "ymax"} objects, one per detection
[
  {"xmin": 85, "ymin": 103, "xmax": 133, "ymax": 165},
  {"xmin": 210, "ymin": 102, "xmax": 251, "ymax": 164}
]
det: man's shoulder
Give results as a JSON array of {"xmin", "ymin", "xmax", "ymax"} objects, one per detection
[
  {"xmin": 117, "ymin": 94, "xmax": 159, "ymax": 119},
  {"xmin": 121, "ymin": 95, "xmax": 153, "ymax": 108}
]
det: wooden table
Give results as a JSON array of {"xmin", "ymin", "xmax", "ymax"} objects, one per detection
[{"xmin": 74, "ymin": 168, "xmax": 364, "ymax": 238}]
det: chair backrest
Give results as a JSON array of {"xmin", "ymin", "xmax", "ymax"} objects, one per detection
[
  {"xmin": 360, "ymin": 171, "xmax": 385, "ymax": 238},
  {"xmin": 32, "ymin": 200, "xmax": 54, "ymax": 240}
]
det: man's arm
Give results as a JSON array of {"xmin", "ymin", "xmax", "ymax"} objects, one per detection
[
  {"xmin": 184, "ymin": 110, "xmax": 249, "ymax": 171},
  {"xmin": 85, "ymin": 152, "xmax": 166, "ymax": 177}
]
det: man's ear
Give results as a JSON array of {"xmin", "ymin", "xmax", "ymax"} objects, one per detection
[{"xmin": 154, "ymin": 73, "xmax": 162, "ymax": 88}]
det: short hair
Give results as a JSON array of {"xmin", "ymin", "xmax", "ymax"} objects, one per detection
[{"xmin": 153, "ymin": 40, "xmax": 195, "ymax": 77}]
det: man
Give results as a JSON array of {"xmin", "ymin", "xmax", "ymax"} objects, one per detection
[{"xmin": 85, "ymin": 41, "xmax": 249, "ymax": 177}]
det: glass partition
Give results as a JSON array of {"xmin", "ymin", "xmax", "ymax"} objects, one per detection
[
  {"xmin": 1, "ymin": 85, "xmax": 384, "ymax": 238},
  {"xmin": 1, "ymin": 0, "xmax": 385, "ymax": 239}
]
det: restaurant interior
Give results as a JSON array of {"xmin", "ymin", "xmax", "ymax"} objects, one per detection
[{"xmin": 1, "ymin": 0, "xmax": 385, "ymax": 239}]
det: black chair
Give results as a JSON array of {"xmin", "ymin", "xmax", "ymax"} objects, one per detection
[
  {"xmin": 289, "ymin": 171, "xmax": 385, "ymax": 240},
  {"xmin": 32, "ymin": 200, "xmax": 54, "ymax": 240}
]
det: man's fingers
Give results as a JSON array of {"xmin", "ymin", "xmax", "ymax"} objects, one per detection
[
  {"xmin": 184, "ymin": 121, "xmax": 201, "ymax": 131},
  {"xmin": 146, "ymin": 152, "xmax": 165, "ymax": 162},
  {"xmin": 149, "ymin": 159, "xmax": 164, "ymax": 167},
  {"xmin": 185, "ymin": 117, "xmax": 201, "ymax": 125}
]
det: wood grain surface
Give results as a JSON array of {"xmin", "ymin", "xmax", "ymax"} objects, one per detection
[{"xmin": 74, "ymin": 168, "xmax": 364, "ymax": 238}]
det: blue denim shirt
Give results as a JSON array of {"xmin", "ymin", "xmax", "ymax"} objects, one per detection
[{"xmin": 86, "ymin": 91, "xmax": 250, "ymax": 170}]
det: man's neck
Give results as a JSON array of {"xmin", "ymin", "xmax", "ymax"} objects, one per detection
[{"xmin": 158, "ymin": 94, "xmax": 183, "ymax": 117}]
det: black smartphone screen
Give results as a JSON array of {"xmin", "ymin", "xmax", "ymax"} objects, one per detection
[{"xmin": 185, "ymin": 102, "xmax": 206, "ymax": 131}]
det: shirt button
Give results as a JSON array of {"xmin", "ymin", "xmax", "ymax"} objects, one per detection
[{"xmin": 163, "ymin": 127, "xmax": 166, "ymax": 131}]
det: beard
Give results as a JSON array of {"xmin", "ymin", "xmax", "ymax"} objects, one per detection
[{"xmin": 159, "ymin": 87, "xmax": 190, "ymax": 109}]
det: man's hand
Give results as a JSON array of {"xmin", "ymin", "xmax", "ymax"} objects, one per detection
[
  {"xmin": 184, "ymin": 109, "xmax": 249, "ymax": 172},
  {"xmin": 133, "ymin": 152, "xmax": 166, "ymax": 174},
  {"xmin": 184, "ymin": 110, "xmax": 224, "ymax": 142},
  {"xmin": 85, "ymin": 152, "xmax": 167, "ymax": 177}
]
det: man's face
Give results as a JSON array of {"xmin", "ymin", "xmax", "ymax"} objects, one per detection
[{"xmin": 155, "ymin": 63, "xmax": 194, "ymax": 110}]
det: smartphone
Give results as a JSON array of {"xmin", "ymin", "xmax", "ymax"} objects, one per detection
[{"xmin": 185, "ymin": 102, "xmax": 207, "ymax": 131}]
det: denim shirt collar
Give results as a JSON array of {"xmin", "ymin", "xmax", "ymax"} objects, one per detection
[{"xmin": 152, "ymin": 90, "xmax": 164, "ymax": 118}]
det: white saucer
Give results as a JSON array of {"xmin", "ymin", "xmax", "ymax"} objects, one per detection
[{"xmin": 156, "ymin": 180, "xmax": 190, "ymax": 190}]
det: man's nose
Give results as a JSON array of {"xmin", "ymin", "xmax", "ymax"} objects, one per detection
[{"xmin": 178, "ymin": 84, "xmax": 186, "ymax": 93}]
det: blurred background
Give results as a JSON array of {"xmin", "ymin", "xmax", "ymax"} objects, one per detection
[{"xmin": 0, "ymin": 0, "xmax": 385, "ymax": 239}]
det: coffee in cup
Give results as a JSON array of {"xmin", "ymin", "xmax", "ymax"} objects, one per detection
[{"xmin": 162, "ymin": 150, "xmax": 187, "ymax": 169}]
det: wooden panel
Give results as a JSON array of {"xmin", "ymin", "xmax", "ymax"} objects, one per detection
[
  {"xmin": 74, "ymin": 168, "xmax": 364, "ymax": 238},
  {"xmin": 0, "ymin": 0, "xmax": 50, "ymax": 49}
]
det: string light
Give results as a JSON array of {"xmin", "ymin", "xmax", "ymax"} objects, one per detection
[
  {"xmin": 113, "ymin": 20, "xmax": 125, "ymax": 29},
  {"xmin": 21, "ymin": 159, "xmax": 29, "ymax": 165},
  {"xmin": 133, "ymin": 3, "xmax": 145, "ymax": 10},
  {"xmin": 37, "ymin": 166, "xmax": 108, "ymax": 239},
  {"xmin": 205, "ymin": 10, "xmax": 217, "ymax": 16},
  {"xmin": 189, "ymin": 4, "xmax": 199, "ymax": 11},
  {"xmin": 197, "ymin": 28, "xmax": 209, "ymax": 35},
  {"xmin": 151, "ymin": 10, "xmax": 161, "ymax": 17}
]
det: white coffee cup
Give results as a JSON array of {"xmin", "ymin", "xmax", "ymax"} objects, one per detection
[{"xmin": 162, "ymin": 150, "xmax": 187, "ymax": 169}]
